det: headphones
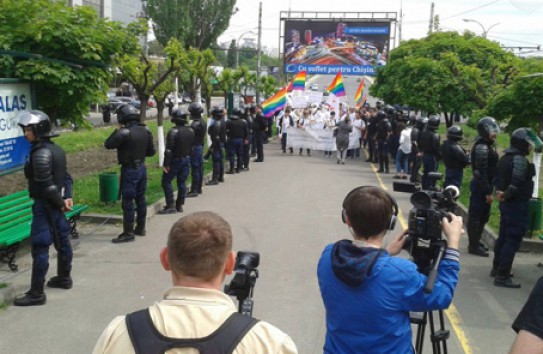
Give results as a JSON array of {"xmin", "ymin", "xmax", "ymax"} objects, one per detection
[{"xmin": 341, "ymin": 186, "xmax": 398, "ymax": 231}]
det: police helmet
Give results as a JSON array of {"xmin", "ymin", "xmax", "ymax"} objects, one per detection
[
  {"xmin": 376, "ymin": 110, "xmax": 386, "ymax": 120},
  {"xmin": 476, "ymin": 116, "xmax": 500, "ymax": 139},
  {"xmin": 211, "ymin": 106, "xmax": 224, "ymax": 119},
  {"xmin": 171, "ymin": 108, "xmax": 189, "ymax": 125},
  {"xmin": 447, "ymin": 125, "xmax": 464, "ymax": 141},
  {"xmin": 384, "ymin": 105, "xmax": 396, "ymax": 115},
  {"xmin": 188, "ymin": 102, "xmax": 204, "ymax": 118},
  {"xmin": 117, "ymin": 104, "xmax": 140, "ymax": 124},
  {"xmin": 376, "ymin": 101, "xmax": 383, "ymax": 109},
  {"xmin": 510, "ymin": 128, "xmax": 535, "ymax": 155},
  {"xmin": 17, "ymin": 110, "xmax": 57, "ymax": 138},
  {"xmin": 408, "ymin": 114, "xmax": 417, "ymax": 126},
  {"xmin": 427, "ymin": 114, "xmax": 440, "ymax": 130},
  {"xmin": 416, "ymin": 117, "xmax": 428, "ymax": 130},
  {"xmin": 231, "ymin": 108, "xmax": 243, "ymax": 119}
]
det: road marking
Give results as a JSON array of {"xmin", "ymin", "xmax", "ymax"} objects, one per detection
[{"xmin": 370, "ymin": 153, "xmax": 473, "ymax": 354}]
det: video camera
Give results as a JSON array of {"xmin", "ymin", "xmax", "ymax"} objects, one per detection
[
  {"xmin": 224, "ymin": 251, "xmax": 259, "ymax": 316},
  {"xmin": 393, "ymin": 172, "xmax": 459, "ymax": 293}
]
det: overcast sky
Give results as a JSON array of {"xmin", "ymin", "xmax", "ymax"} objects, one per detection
[{"xmin": 218, "ymin": 0, "xmax": 543, "ymax": 53}]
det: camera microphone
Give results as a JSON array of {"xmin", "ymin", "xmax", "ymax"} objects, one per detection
[{"xmin": 443, "ymin": 185, "xmax": 459, "ymax": 199}]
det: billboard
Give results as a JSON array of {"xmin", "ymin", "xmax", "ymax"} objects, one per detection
[
  {"xmin": 284, "ymin": 19, "xmax": 392, "ymax": 76},
  {"xmin": 0, "ymin": 81, "xmax": 32, "ymax": 175}
]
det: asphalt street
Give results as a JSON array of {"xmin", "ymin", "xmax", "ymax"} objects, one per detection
[{"xmin": 1, "ymin": 134, "xmax": 543, "ymax": 353}]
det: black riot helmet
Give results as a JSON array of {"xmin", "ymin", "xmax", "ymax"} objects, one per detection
[
  {"xmin": 408, "ymin": 114, "xmax": 417, "ymax": 126},
  {"xmin": 384, "ymin": 105, "xmax": 396, "ymax": 116},
  {"xmin": 416, "ymin": 117, "xmax": 428, "ymax": 130},
  {"xmin": 510, "ymin": 127, "xmax": 543, "ymax": 155},
  {"xmin": 117, "ymin": 104, "xmax": 140, "ymax": 124},
  {"xmin": 476, "ymin": 116, "xmax": 500, "ymax": 139},
  {"xmin": 427, "ymin": 114, "xmax": 440, "ymax": 130},
  {"xmin": 230, "ymin": 108, "xmax": 243, "ymax": 119},
  {"xmin": 376, "ymin": 110, "xmax": 386, "ymax": 120},
  {"xmin": 211, "ymin": 106, "xmax": 224, "ymax": 120},
  {"xmin": 188, "ymin": 102, "xmax": 204, "ymax": 119},
  {"xmin": 17, "ymin": 110, "xmax": 58, "ymax": 139},
  {"xmin": 171, "ymin": 108, "xmax": 189, "ymax": 125},
  {"xmin": 447, "ymin": 125, "xmax": 464, "ymax": 141},
  {"xmin": 376, "ymin": 101, "xmax": 383, "ymax": 109}
]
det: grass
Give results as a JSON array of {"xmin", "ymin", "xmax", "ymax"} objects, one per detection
[{"xmin": 61, "ymin": 120, "xmax": 212, "ymax": 215}]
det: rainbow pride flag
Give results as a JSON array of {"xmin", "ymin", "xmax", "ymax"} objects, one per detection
[
  {"xmin": 354, "ymin": 80, "xmax": 368, "ymax": 109},
  {"xmin": 326, "ymin": 73, "xmax": 346, "ymax": 97},
  {"xmin": 290, "ymin": 71, "xmax": 306, "ymax": 91},
  {"xmin": 262, "ymin": 86, "xmax": 287, "ymax": 117}
]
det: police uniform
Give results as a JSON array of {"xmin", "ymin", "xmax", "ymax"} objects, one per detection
[
  {"xmin": 159, "ymin": 109, "xmax": 194, "ymax": 214},
  {"xmin": 105, "ymin": 104, "xmax": 156, "ymax": 243},
  {"xmin": 441, "ymin": 135, "xmax": 470, "ymax": 190},
  {"xmin": 242, "ymin": 109, "xmax": 254, "ymax": 171},
  {"xmin": 253, "ymin": 107, "xmax": 266, "ymax": 162},
  {"xmin": 186, "ymin": 103, "xmax": 206, "ymax": 198},
  {"xmin": 493, "ymin": 128, "xmax": 538, "ymax": 288},
  {"xmin": 206, "ymin": 107, "xmax": 226, "ymax": 185},
  {"xmin": 409, "ymin": 117, "xmax": 426, "ymax": 183},
  {"xmin": 418, "ymin": 116, "xmax": 441, "ymax": 190},
  {"xmin": 375, "ymin": 114, "xmax": 391, "ymax": 173},
  {"xmin": 14, "ymin": 110, "xmax": 74, "ymax": 306}
]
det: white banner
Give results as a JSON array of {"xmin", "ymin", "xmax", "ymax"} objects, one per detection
[
  {"xmin": 306, "ymin": 91, "xmax": 324, "ymax": 104},
  {"xmin": 285, "ymin": 127, "xmax": 360, "ymax": 151},
  {"xmin": 291, "ymin": 95, "xmax": 308, "ymax": 109}
]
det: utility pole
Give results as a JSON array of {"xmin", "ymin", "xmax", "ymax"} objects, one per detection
[
  {"xmin": 398, "ymin": 0, "xmax": 403, "ymax": 43},
  {"xmin": 428, "ymin": 2, "xmax": 435, "ymax": 34},
  {"xmin": 256, "ymin": 2, "xmax": 263, "ymax": 104}
]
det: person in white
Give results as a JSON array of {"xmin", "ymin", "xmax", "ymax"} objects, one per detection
[{"xmin": 395, "ymin": 121, "xmax": 412, "ymax": 179}]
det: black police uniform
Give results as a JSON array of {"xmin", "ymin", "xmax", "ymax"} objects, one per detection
[
  {"xmin": 14, "ymin": 110, "xmax": 74, "ymax": 306},
  {"xmin": 253, "ymin": 110, "xmax": 267, "ymax": 162},
  {"xmin": 493, "ymin": 143, "xmax": 534, "ymax": 287},
  {"xmin": 105, "ymin": 107, "xmax": 155, "ymax": 243},
  {"xmin": 409, "ymin": 119, "xmax": 426, "ymax": 183},
  {"xmin": 187, "ymin": 115, "xmax": 206, "ymax": 198},
  {"xmin": 242, "ymin": 112, "xmax": 254, "ymax": 171},
  {"xmin": 226, "ymin": 114, "xmax": 248, "ymax": 173},
  {"xmin": 206, "ymin": 114, "xmax": 226, "ymax": 185},
  {"xmin": 366, "ymin": 114, "xmax": 378, "ymax": 163},
  {"xmin": 418, "ymin": 126, "xmax": 440, "ymax": 190},
  {"xmin": 160, "ymin": 118, "xmax": 194, "ymax": 214},
  {"xmin": 440, "ymin": 139, "xmax": 470, "ymax": 190},
  {"xmin": 376, "ymin": 117, "xmax": 391, "ymax": 173}
]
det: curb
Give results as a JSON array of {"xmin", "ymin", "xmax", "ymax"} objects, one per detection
[{"xmin": 455, "ymin": 202, "xmax": 543, "ymax": 253}]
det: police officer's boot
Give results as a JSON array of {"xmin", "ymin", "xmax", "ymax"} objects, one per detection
[
  {"xmin": 467, "ymin": 219, "xmax": 488, "ymax": 257},
  {"xmin": 494, "ymin": 268, "xmax": 521, "ymax": 288},
  {"xmin": 158, "ymin": 199, "xmax": 177, "ymax": 215},
  {"xmin": 377, "ymin": 154, "xmax": 385, "ymax": 173},
  {"xmin": 47, "ymin": 254, "xmax": 72, "ymax": 289},
  {"xmin": 135, "ymin": 219, "xmax": 146, "ymax": 236},
  {"xmin": 186, "ymin": 190, "xmax": 198, "ymax": 198},
  {"xmin": 176, "ymin": 198, "xmax": 184, "ymax": 213},
  {"xmin": 14, "ymin": 266, "xmax": 46, "ymax": 306},
  {"xmin": 384, "ymin": 154, "xmax": 390, "ymax": 174},
  {"xmin": 112, "ymin": 222, "xmax": 135, "ymax": 243}
]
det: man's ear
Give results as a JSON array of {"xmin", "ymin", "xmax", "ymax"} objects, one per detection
[
  {"xmin": 160, "ymin": 247, "xmax": 171, "ymax": 271},
  {"xmin": 225, "ymin": 251, "xmax": 236, "ymax": 275},
  {"xmin": 344, "ymin": 214, "xmax": 352, "ymax": 227}
]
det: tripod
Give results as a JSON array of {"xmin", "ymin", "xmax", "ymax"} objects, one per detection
[{"xmin": 409, "ymin": 238, "xmax": 451, "ymax": 353}]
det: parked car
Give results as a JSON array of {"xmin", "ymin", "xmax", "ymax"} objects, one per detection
[
  {"xmin": 310, "ymin": 83, "xmax": 319, "ymax": 91},
  {"xmin": 107, "ymin": 97, "xmax": 141, "ymax": 112}
]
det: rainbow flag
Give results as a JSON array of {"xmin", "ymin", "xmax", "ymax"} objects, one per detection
[
  {"xmin": 326, "ymin": 73, "xmax": 346, "ymax": 97},
  {"xmin": 262, "ymin": 86, "xmax": 287, "ymax": 117},
  {"xmin": 290, "ymin": 71, "xmax": 306, "ymax": 91},
  {"xmin": 354, "ymin": 80, "xmax": 368, "ymax": 109}
]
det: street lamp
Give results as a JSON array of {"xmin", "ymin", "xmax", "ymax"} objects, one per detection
[
  {"xmin": 236, "ymin": 30, "xmax": 256, "ymax": 68},
  {"xmin": 463, "ymin": 19, "xmax": 500, "ymax": 38}
]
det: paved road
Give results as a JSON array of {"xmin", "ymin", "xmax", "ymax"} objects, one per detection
[{"xmin": 2, "ymin": 97, "xmax": 543, "ymax": 353}]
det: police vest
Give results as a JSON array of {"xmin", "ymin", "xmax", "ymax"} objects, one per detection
[{"xmin": 126, "ymin": 309, "xmax": 259, "ymax": 354}]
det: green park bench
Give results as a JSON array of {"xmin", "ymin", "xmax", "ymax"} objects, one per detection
[{"xmin": 0, "ymin": 191, "xmax": 88, "ymax": 272}]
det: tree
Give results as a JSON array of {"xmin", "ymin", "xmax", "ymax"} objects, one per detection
[
  {"xmin": 371, "ymin": 31, "xmax": 519, "ymax": 127},
  {"xmin": 0, "ymin": 0, "xmax": 138, "ymax": 126},
  {"xmin": 146, "ymin": 0, "xmax": 237, "ymax": 50},
  {"xmin": 227, "ymin": 40, "xmax": 237, "ymax": 68}
]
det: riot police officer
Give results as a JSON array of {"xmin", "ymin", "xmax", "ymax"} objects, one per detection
[
  {"xmin": 418, "ymin": 114, "xmax": 441, "ymax": 190},
  {"xmin": 493, "ymin": 128, "xmax": 541, "ymax": 288},
  {"xmin": 158, "ymin": 108, "xmax": 194, "ymax": 214},
  {"xmin": 242, "ymin": 106, "xmax": 254, "ymax": 171},
  {"xmin": 186, "ymin": 102, "xmax": 206, "ymax": 198},
  {"xmin": 105, "ymin": 104, "xmax": 156, "ymax": 243},
  {"xmin": 365, "ymin": 111, "xmax": 378, "ymax": 163},
  {"xmin": 253, "ymin": 104, "xmax": 266, "ymax": 162},
  {"xmin": 410, "ymin": 116, "xmax": 426, "ymax": 184},
  {"xmin": 226, "ymin": 108, "xmax": 248, "ymax": 174},
  {"xmin": 206, "ymin": 106, "xmax": 226, "ymax": 185},
  {"xmin": 467, "ymin": 117, "xmax": 500, "ymax": 257},
  {"xmin": 441, "ymin": 125, "xmax": 470, "ymax": 190},
  {"xmin": 375, "ymin": 111, "xmax": 391, "ymax": 173},
  {"xmin": 14, "ymin": 110, "xmax": 74, "ymax": 306}
]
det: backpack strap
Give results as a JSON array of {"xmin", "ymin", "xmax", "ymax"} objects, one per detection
[{"xmin": 126, "ymin": 309, "xmax": 259, "ymax": 354}]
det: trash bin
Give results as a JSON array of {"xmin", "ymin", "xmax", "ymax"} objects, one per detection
[
  {"xmin": 528, "ymin": 198, "xmax": 543, "ymax": 232},
  {"xmin": 99, "ymin": 172, "xmax": 118, "ymax": 204}
]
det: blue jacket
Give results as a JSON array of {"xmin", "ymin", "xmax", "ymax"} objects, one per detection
[{"xmin": 317, "ymin": 240, "xmax": 460, "ymax": 354}]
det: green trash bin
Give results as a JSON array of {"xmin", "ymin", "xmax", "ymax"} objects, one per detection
[
  {"xmin": 528, "ymin": 198, "xmax": 543, "ymax": 232},
  {"xmin": 99, "ymin": 172, "xmax": 119, "ymax": 204}
]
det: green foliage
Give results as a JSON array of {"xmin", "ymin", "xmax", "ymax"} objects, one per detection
[
  {"xmin": 371, "ymin": 31, "xmax": 519, "ymax": 126},
  {"xmin": 0, "ymin": 0, "xmax": 139, "ymax": 126},
  {"xmin": 146, "ymin": 0, "xmax": 237, "ymax": 51},
  {"xmin": 227, "ymin": 40, "xmax": 237, "ymax": 68}
]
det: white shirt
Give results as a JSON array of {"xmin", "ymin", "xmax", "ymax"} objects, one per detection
[{"xmin": 399, "ymin": 127, "xmax": 412, "ymax": 154}]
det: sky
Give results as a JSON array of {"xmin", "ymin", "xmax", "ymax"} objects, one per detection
[{"xmin": 218, "ymin": 0, "xmax": 543, "ymax": 54}]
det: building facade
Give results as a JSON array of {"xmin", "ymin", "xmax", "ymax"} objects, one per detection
[{"xmin": 68, "ymin": 0, "xmax": 142, "ymax": 25}]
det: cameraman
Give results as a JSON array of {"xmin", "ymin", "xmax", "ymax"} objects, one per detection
[
  {"xmin": 510, "ymin": 276, "xmax": 543, "ymax": 354},
  {"xmin": 93, "ymin": 212, "xmax": 298, "ymax": 354},
  {"xmin": 318, "ymin": 186, "xmax": 463, "ymax": 353}
]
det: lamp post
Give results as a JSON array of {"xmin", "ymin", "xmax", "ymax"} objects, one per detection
[
  {"xmin": 236, "ymin": 30, "xmax": 256, "ymax": 68},
  {"xmin": 463, "ymin": 18, "xmax": 500, "ymax": 38}
]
